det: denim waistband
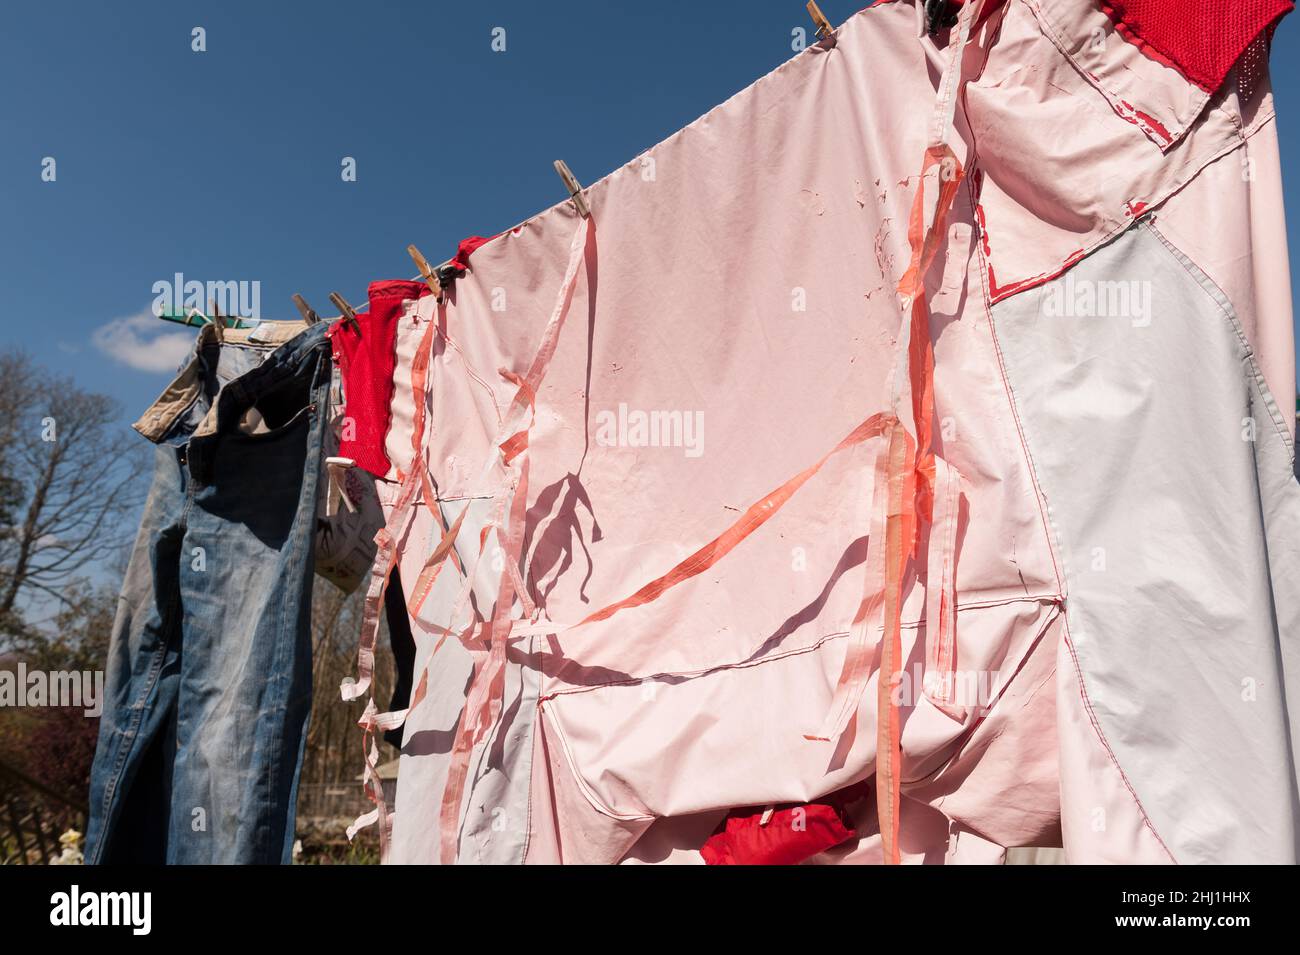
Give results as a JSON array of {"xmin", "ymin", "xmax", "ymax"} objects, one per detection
[{"xmin": 133, "ymin": 320, "xmax": 329, "ymax": 446}]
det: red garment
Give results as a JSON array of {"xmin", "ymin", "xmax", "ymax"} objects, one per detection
[
  {"xmin": 448, "ymin": 235, "xmax": 494, "ymax": 273},
  {"xmin": 328, "ymin": 280, "xmax": 430, "ymax": 479},
  {"xmin": 700, "ymin": 782, "xmax": 869, "ymax": 865},
  {"xmin": 1100, "ymin": 0, "xmax": 1292, "ymax": 92}
]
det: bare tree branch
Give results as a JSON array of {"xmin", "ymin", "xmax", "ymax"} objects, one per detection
[{"xmin": 0, "ymin": 350, "xmax": 147, "ymax": 624}]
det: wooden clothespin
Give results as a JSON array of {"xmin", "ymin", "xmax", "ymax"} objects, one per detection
[
  {"xmin": 324, "ymin": 456, "xmax": 358, "ymax": 516},
  {"xmin": 407, "ymin": 244, "xmax": 444, "ymax": 302},
  {"xmin": 291, "ymin": 294, "xmax": 320, "ymax": 325},
  {"xmin": 806, "ymin": 0, "xmax": 833, "ymax": 40},
  {"xmin": 328, "ymin": 292, "xmax": 361, "ymax": 333},
  {"xmin": 553, "ymin": 160, "xmax": 590, "ymax": 218},
  {"xmin": 189, "ymin": 305, "xmax": 223, "ymax": 342}
]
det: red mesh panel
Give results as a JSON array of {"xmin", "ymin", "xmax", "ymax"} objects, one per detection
[{"xmin": 1100, "ymin": 0, "xmax": 1293, "ymax": 92}]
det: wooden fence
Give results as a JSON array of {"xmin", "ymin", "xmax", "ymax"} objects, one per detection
[{"xmin": 0, "ymin": 759, "xmax": 85, "ymax": 864}]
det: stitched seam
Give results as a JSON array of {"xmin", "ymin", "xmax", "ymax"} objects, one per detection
[
  {"xmin": 971, "ymin": 180, "xmax": 1067, "ymax": 598},
  {"xmin": 93, "ymin": 508, "xmax": 187, "ymax": 864},
  {"xmin": 518, "ymin": 634, "xmax": 539, "ymax": 864},
  {"xmin": 907, "ymin": 599, "xmax": 1062, "ymax": 787},
  {"xmin": 984, "ymin": 109, "xmax": 1256, "ymax": 308},
  {"xmin": 1022, "ymin": 0, "xmax": 1210, "ymax": 149},
  {"xmin": 541, "ymin": 593, "xmax": 1061, "ymax": 702},
  {"xmin": 1060, "ymin": 622, "xmax": 1178, "ymax": 863},
  {"xmin": 98, "ymin": 472, "xmax": 193, "ymax": 861},
  {"xmin": 1141, "ymin": 218, "xmax": 1295, "ymax": 461},
  {"xmin": 981, "ymin": 221, "xmax": 1181, "ymax": 863},
  {"xmin": 536, "ymin": 703, "xmax": 654, "ymax": 822}
]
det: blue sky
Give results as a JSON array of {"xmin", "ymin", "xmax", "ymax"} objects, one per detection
[{"xmin": 2, "ymin": 0, "xmax": 1299, "ymax": 425}]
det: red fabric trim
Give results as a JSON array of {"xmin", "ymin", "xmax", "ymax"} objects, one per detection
[
  {"xmin": 328, "ymin": 280, "xmax": 430, "ymax": 479},
  {"xmin": 449, "ymin": 235, "xmax": 495, "ymax": 273},
  {"xmin": 1099, "ymin": 0, "xmax": 1293, "ymax": 93}
]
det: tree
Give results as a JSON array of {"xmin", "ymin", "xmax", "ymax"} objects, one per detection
[
  {"xmin": 0, "ymin": 352, "xmax": 33, "ymax": 530},
  {"xmin": 12, "ymin": 579, "xmax": 119, "ymax": 673},
  {"xmin": 0, "ymin": 350, "xmax": 147, "ymax": 629}
]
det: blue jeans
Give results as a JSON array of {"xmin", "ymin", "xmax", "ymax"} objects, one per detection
[{"xmin": 86, "ymin": 321, "xmax": 330, "ymax": 864}]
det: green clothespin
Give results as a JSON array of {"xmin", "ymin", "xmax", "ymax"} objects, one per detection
[
  {"xmin": 156, "ymin": 307, "xmax": 258, "ymax": 330},
  {"xmin": 157, "ymin": 306, "xmax": 208, "ymax": 328}
]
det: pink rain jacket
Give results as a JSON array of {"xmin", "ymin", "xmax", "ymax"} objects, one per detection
[{"xmin": 343, "ymin": 0, "xmax": 1299, "ymax": 864}]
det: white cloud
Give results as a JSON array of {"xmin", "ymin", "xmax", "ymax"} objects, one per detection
[{"xmin": 92, "ymin": 310, "xmax": 195, "ymax": 373}]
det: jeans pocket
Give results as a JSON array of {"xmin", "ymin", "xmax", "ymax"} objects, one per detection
[
  {"xmin": 234, "ymin": 402, "xmax": 315, "ymax": 441},
  {"xmin": 234, "ymin": 371, "xmax": 317, "ymax": 439}
]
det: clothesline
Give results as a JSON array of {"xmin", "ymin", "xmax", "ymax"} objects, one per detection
[
  {"xmin": 186, "ymin": 158, "xmax": 591, "ymax": 328},
  {"xmin": 312, "ymin": 158, "xmax": 592, "ymax": 322}
]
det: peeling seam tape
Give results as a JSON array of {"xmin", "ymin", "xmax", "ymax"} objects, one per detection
[
  {"xmin": 346, "ymin": 0, "xmax": 1020, "ymax": 865},
  {"xmin": 343, "ymin": 292, "xmax": 461, "ymax": 856}
]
